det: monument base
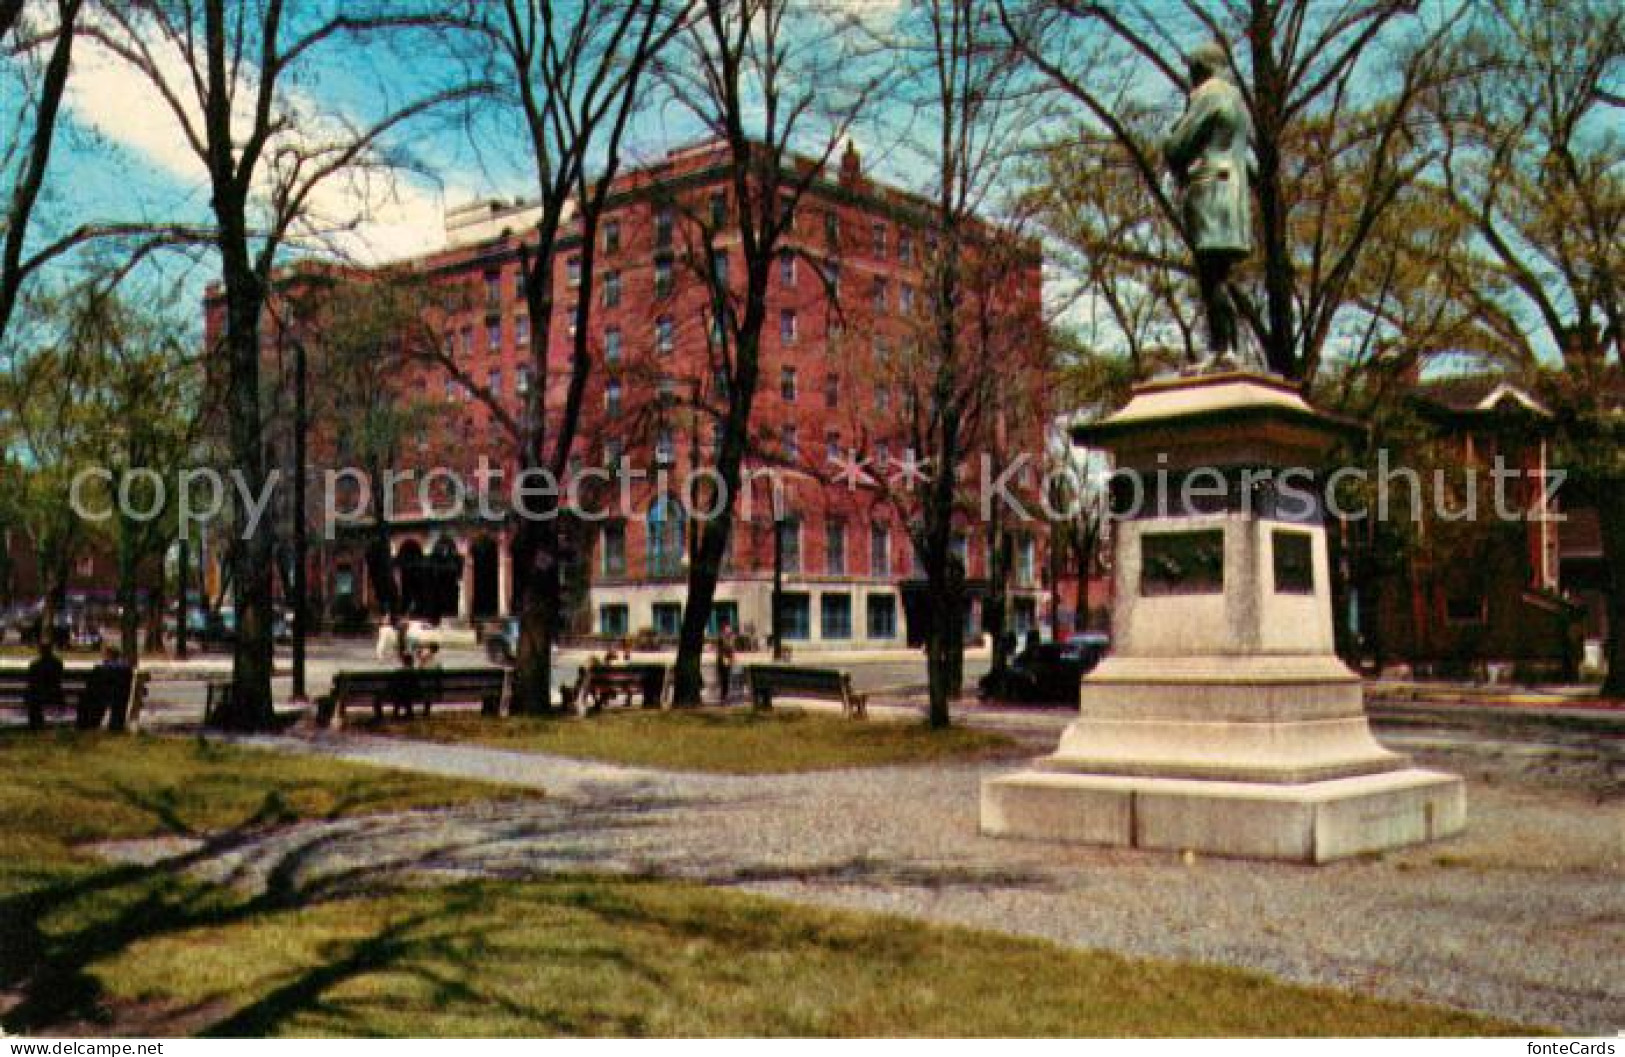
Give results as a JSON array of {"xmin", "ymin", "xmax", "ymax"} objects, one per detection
[{"xmin": 980, "ymin": 767, "xmax": 1464, "ymax": 864}]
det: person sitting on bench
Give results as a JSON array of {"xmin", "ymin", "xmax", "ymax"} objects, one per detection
[{"xmin": 25, "ymin": 638, "xmax": 64, "ymax": 731}]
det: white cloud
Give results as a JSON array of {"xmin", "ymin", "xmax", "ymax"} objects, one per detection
[{"xmin": 66, "ymin": 22, "xmax": 465, "ymax": 264}]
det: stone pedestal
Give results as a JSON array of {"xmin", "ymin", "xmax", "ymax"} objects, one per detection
[{"xmin": 981, "ymin": 372, "xmax": 1465, "ymax": 863}]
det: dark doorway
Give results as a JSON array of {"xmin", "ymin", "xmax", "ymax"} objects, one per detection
[
  {"xmin": 426, "ymin": 537, "xmax": 463, "ymax": 619},
  {"xmin": 472, "ymin": 536, "xmax": 500, "ymax": 618}
]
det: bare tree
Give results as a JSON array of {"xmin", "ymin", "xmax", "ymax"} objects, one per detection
[
  {"xmin": 661, "ymin": 0, "xmax": 873, "ymax": 706},
  {"xmin": 400, "ymin": 0, "xmax": 687, "ymax": 713},
  {"xmin": 858, "ymin": 0, "xmax": 1044, "ymax": 728},
  {"xmin": 0, "ymin": 0, "xmax": 82, "ymax": 347},
  {"xmin": 998, "ymin": 0, "xmax": 1464, "ymax": 383},
  {"xmin": 88, "ymin": 0, "xmax": 473, "ymax": 727}
]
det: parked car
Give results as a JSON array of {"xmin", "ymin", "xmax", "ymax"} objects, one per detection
[{"xmin": 980, "ymin": 632, "xmax": 1110, "ymax": 704}]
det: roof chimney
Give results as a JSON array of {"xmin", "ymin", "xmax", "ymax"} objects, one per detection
[{"xmin": 839, "ymin": 140, "xmax": 861, "ymax": 187}]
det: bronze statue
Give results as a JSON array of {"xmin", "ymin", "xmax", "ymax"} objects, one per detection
[{"xmin": 1164, "ymin": 41, "xmax": 1258, "ymax": 373}]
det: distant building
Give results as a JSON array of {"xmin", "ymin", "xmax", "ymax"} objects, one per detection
[
  {"xmin": 1358, "ymin": 376, "xmax": 1583, "ymax": 680},
  {"xmin": 207, "ymin": 140, "xmax": 1053, "ymax": 649}
]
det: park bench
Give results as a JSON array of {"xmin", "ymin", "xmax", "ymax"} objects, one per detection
[
  {"xmin": 315, "ymin": 666, "xmax": 511, "ymax": 728},
  {"xmin": 563, "ymin": 662, "xmax": 672, "ymax": 715},
  {"xmin": 0, "ymin": 666, "xmax": 149, "ymax": 731},
  {"xmin": 745, "ymin": 664, "xmax": 867, "ymax": 719}
]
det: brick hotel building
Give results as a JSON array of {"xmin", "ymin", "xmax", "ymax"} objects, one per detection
[{"xmin": 209, "ymin": 140, "xmax": 1054, "ymax": 649}]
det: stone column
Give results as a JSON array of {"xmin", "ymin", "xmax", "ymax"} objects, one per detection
[
  {"xmin": 497, "ymin": 536, "xmax": 513, "ymax": 617},
  {"xmin": 457, "ymin": 538, "xmax": 474, "ymax": 622}
]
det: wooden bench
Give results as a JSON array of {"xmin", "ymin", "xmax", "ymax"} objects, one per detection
[
  {"xmin": 0, "ymin": 666, "xmax": 150, "ymax": 731},
  {"xmin": 564, "ymin": 663, "xmax": 672, "ymax": 715},
  {"xmin": 745, "ymin": 664, "xmax": 867, "ymax": 719},
  {"xmin": 316, "ymin": 666, "xmax": 511, "ymax": 728}
]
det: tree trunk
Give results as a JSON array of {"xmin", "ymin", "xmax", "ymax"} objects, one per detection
[
  {"xmin": 116, "ymin": 518, "xmax": 139, "ymax": 660},
  {"xmin": 175, "ymin": 536, "xmax": 189, "ymax": 659},
  {"xmin": 987, "ymin": 519, "xmax": 1010, "ymax": 677},
  {"xmin": 509, "ymin": 518, "xmax": 559, "ymax": 715},
  {"xmin": 1597, "ymin": 489, "xmax": 1625, "ymax": 699},
  {"xmin": 215, "ymin": 234, "xmax": 276, "ymax": 730}
]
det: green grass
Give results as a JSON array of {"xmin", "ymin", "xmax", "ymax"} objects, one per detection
[
  {"xmin": 0, "ymin": 732, "xmax": 1536, "ymax": 1037},
  {"xmin": 364, "ymin": 708, "xmax": 1020, "ymax": 774},
  {"xmin": 0, "ymin": 729, "xmax": 539, "ymax": 878}
]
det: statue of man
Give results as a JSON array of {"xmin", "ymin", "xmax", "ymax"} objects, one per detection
[{"xmin": 1163, "ymin": 41, "xmax": 1256, "ymax": 372}]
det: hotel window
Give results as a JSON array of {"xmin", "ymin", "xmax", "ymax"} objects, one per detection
[
  {"xmin": 876, "ymin": 387, "xmax": 890, "ymax": 412},
  {"xmin": 602, "ymin": 269, "xmax": 621, "ymax": 307},
  {"xmin": 824, "ymin": 210, "xmax": 840, "ymax": 250},
  {"xmin": 872, "ymin": 277, "xmax": 889, "ymax": 311},
  {"xmin": 605, "ymin": 380, "xmax": 623, "ymax": 418},
  {"xmin": 900, "ymin": 283, "xmax": 915, "ymax": 313},
  {"xmin": 516, "ymin": 366, "xmax": 532, "ymax": 394},
  {"xmin": 444, "ymin": 378, "xmax": 458, "ymax": 401},
  {"xmin": 898, "ymin": 230, "xmax": 914, "ymax": 264},
  {"xmin": 565, "ymin": 255, "xmax": 581, "ymax": 288},
  {"xmin": 604, "ymin": 437, "xmax": 623, "ymax": 466},
  {"xmin": 780, "ymin": 366, "xmax": 798, "ymax": 401},
  {"xmin": 654, "ymin": 205, "xmax": 674, "ymax": 248},
  {"xmin": 712, "ymin": 250, "xmax": 729, "ymax": 284},
  {"xmin": 873, "ymin": 336, "xmax": 888, "ymax": 365},
  {"xmin": 566, "ymin": 302, "xmax": 578, "ymax": 337},
  {"xmin": 599, "ymin": 603, "xmax": 629, "ymax": 636},
  {"xmin": 486, "ymin": 317, "xmax": 501, "ymax": 350},
  {"xmin": 515, "ymin": 313, "xmax": 529, "ymax": 345},
  {"xmin": 653, "ymin": 602, "xmax": 682, "ymax": 636},
  {"xmin": 875, "ymin": 439, "xmax": 890, "ymax": 467},
  {"xmin": 825, "ymin": 429, "xmax": 841, "ymax": 464},
  {"xmin": 779, "ymin": 249, "xmax": 796, "ymax": 286},
  {"xmin": 460, "ymin": 325, "xmax": 473, "ymax": 356},
  {"xmin": 779, "ymin": 517, "xmax": 803, "ymax": 574},
  {"xmin": 824, "ymin": 260, "xmax": 841, "ymax": 295},
  {"xmin": 709, "ymin": 190, "xmax": 727, "ymax": 228},
  {"xmin": 647, "ymin": 495, "xmax": 684, "ymax": 577},
  {"xmin": 657, "ymin": 375, "xmax": 676, "ymax": 403},
  {"xmin": 781, "ymin": 423, "xmax": 799, "ymax": 461},
  {"xmin": 654, "ymin": 256, "xmax": 673, "ymax": 298},
  {"xmin": 1016, "ymin": 532, "xmax": 1037, "ymax": 587},
  {"xmin": 867, "ymin": 595, "xmax": 897, "ymax": 638},
  {"xmin": 951, "ymin": 532, "xmax": 969, "ymax": 570},
  {"xmin": 603, "ymin": 219, "xmax": 621, "ymax": 254},
  {"xmin": 780, "ymin": 308, "xmax": 797, "ymax": 344},
  {"xmin": 655, "ymin": 425, "xmax": 675, "ymax": 465},
  {"xmin": 513, "ymin": 268, "xmax": 527, "ymax": 297},
  {"xmin": 826, "ymin": 517, "xmax": 847, "ymax": 575},
  {"xmin": 604, "ymin": 327, "xmax": 623, "ymax": 366},
  {"xmin": 821, "ymin": 593, "xmax": 852, "ymax": 639},
  {"xmin": 487, "ymin": 368, "xmax": 502, "ymax": 395},
  {"xmin": 870, "ymin": 524, "xmax": 890, "ymax": 577},
  {"xmin": 780, "ymin": 592, "xmax": 811, "ymax": 640},
  {"xmin": 871, "ymin": 221, "xmax": 886, "ymax": 256},
  {"xmin": 484, "ymin": 270, "xmax": 501, "ymax": 305},
  {"xmin": 655, "ymin": 315, "xmax": 674, "ymax": 355},
  {"xmin": 824, "ymin": 372, "xmax": 839, "ymax": 409},
  {"xmin": 601, "ymin": 523, "xmax": 627, "ymax": 575}
]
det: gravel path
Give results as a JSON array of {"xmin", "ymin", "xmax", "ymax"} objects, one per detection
[{"xmin": 101, "ymin": 729, "xmax": 1625, "ymax": 1035}]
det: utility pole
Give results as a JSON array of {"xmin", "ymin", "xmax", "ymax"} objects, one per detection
[
  {"xmin": 771, "ymin": 512, "xmax": 785, "ymax": 660},
  {"xmin": 290, "ymin": 335, "xmax": 308, "ymax": 703}
]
